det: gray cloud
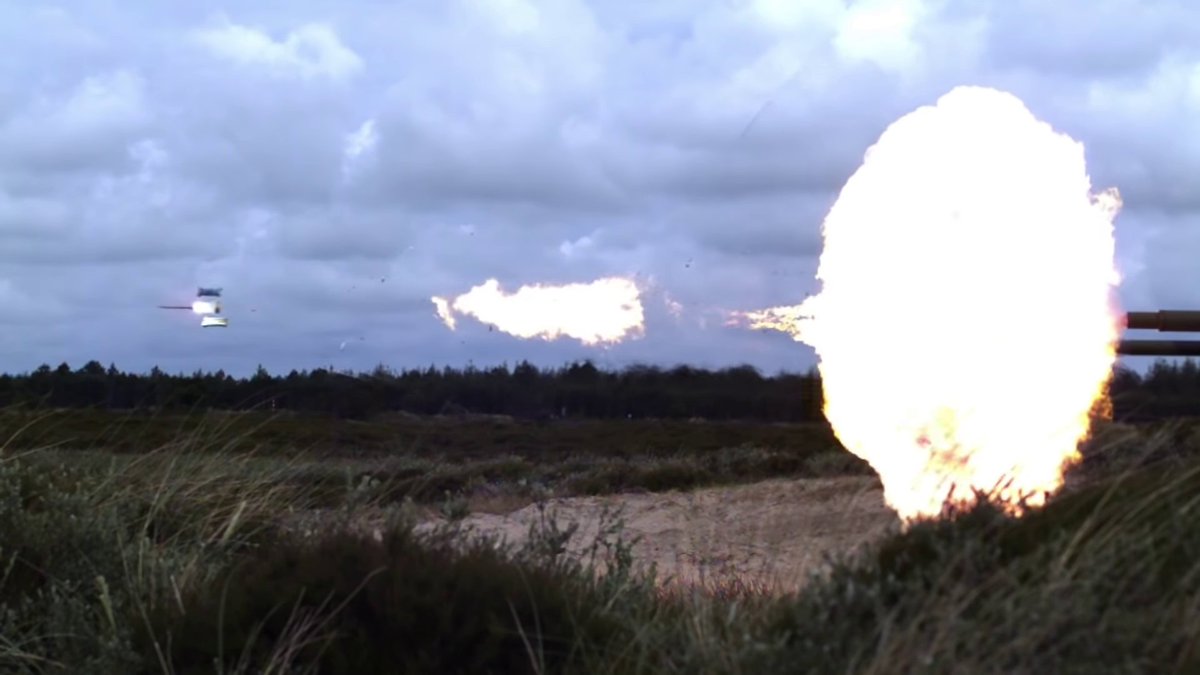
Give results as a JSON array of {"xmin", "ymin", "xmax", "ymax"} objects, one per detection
[
  {"xmin": 977, "ymin": 0, "xmax": 1200, "ymax": 79},
  {"xmin": 0, "ymin": 0, "xmax": 1196, "ymax": 376}
]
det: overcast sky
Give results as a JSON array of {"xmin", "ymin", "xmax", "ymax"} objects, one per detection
[{"xmin": 2, "ymin": 0, "xmax": 1198, "ymax": 377}]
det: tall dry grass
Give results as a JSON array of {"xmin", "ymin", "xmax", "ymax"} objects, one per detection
[{"xmin": 1, "ymin": 411, "xmax": 1198, "ymax": 672}]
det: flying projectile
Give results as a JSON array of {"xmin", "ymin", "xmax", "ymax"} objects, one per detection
[
  {"xmin": 159, "ymin": 286, "xmax": 229, "ymax": 327},
  {"xmin": 1118, "ymin": 311, "xmax": 1200, "ymax": 356},
  {"xmin": 158, "ymin": 300, "xmax": 222, "ymax": 315}
]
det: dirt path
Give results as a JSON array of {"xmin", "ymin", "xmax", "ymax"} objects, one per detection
[{"xmin": 422, "ymin": 475, "xmax": 899, "ymax": 594}]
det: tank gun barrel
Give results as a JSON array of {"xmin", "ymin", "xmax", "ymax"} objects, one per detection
[
  {"xmin": 1118, "ymin": 310, "xmax": 1200, "ymax": 356},
  {"xmin": 1116, "ymin": 339, "xmax": 1200, "ymax": 357},
  {"xmin": 1123, "ymin": 311, "xmax": 1200, "ymax": 332}
]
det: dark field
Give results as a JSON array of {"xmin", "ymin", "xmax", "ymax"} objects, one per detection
[
  {"xmin": 2, "ymin": 409, "xmax": 868, "ymax": 508},
  {"xmin": 2, "ymin": 408, "xmax": 838, "ymax": 458},
  {"xmin": 2, "ymin": 408, "xmax": 1200, "ymax": 673}
]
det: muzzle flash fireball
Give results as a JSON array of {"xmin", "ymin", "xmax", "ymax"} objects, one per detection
[{"xmin": 734, "ymin": 85, "xmax": 1123, "ymax": 524}]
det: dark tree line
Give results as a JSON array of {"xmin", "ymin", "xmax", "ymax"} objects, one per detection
[
  {"xmin": 1109, "ymin": 359, "xmax": 1200, "ymax": 422},
  {"xmin": 0, "ymin": 360, "xmax": 824, "ymax": 422},
  {"xmin": 1, "ymin": 358, "xmax": 1197, "ymax": 422}
]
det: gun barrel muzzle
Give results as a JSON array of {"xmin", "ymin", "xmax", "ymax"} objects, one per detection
[
  {"xmin": 1124, "ymin": 311, "xmax": 1200, "ymax": 332},
  {"xmin": 1117, "ymin": 339, "xmax": 1200, "ymax": 357},
  {"xmin": 1115, "ymin": 311, "xmax": 1200, "ymax": 356}
]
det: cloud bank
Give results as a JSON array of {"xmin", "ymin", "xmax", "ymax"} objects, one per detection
[{"xmin": 1, "ymin": 0, "xmax": 1197, "ymax": 375}]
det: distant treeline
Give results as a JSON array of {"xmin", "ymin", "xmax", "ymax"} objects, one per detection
[
  {"xmin": 0, "ymin": 358, "xmax": 1198, "ymax": 422},
  {"xmin": 0, "ymin": 360, "xmax": 823, "ymax": 421}
]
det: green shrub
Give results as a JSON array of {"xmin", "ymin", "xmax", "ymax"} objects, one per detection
[{"xmin": 138, "ymin": 518, "xmax": 655, "ymax": 674}]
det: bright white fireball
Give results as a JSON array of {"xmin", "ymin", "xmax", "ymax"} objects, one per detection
[{"xmin": 744, "ymin": 86, "xmax": 1123, "ymax": 523}]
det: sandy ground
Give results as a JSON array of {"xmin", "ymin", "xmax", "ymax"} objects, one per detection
[{"xmin": 418, "ymin": 476, "xmax": 900, "ymax": 594}]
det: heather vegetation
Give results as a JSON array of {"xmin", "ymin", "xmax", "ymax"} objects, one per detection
[
  {"xmin": 0, "ymin": 408, "xmax": 859, "ymax": 508},
  {"xmin": 2, "ymin": 364, "xmax": 1200, "ymax": 672},
  {"xmin": 0, "ymin": 416, "xmax": 1195, "ymax": 672}
]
